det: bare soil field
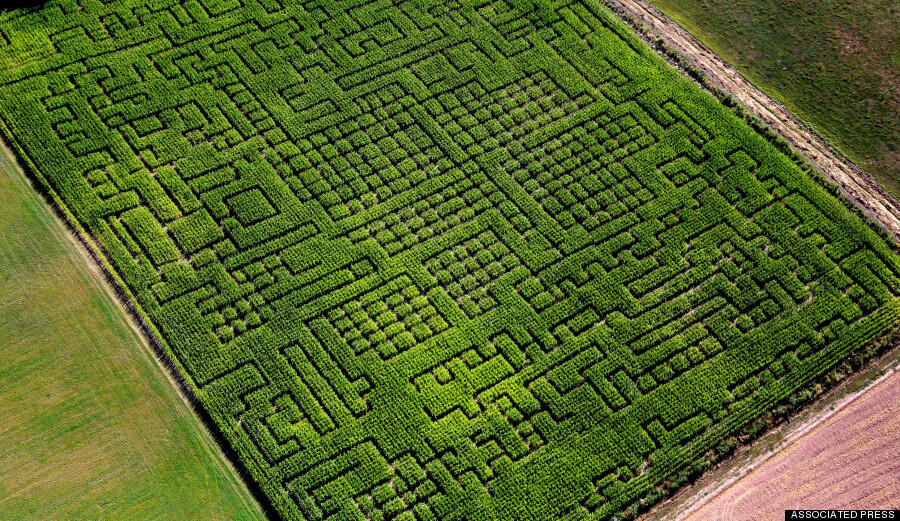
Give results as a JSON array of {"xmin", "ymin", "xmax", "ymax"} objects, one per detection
[
  {"xmin": 644, "ymin": 350, "xmax": 900, "ymax": 521},
  {"xmin": 686, "ymin": 371, "xmax": 900, "ymax": 519}
]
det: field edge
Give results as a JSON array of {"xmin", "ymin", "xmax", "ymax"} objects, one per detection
[
  {"xmin": 0, "ymin": 118, "xmax": 281, "ymax": 521},
  {"xmin": 640, "ymin": 336, "xmax": 900, "ymax": 520}
]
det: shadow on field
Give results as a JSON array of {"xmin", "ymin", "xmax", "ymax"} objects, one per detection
[{"xmin": 0, "ymin": 0, "xmax": 47, "ymax": 13}]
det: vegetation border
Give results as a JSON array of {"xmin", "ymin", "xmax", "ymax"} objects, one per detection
[
  {"xmin": 602, "ymin": 0, "xmax": 900, "ymax": 245},
  {"xmin": 600, "ymin": 2, "xmax": 900, "ymax": 518}
]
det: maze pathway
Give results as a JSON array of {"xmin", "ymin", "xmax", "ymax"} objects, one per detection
[{"xmin": 0, "ymin": 1, "xmax": 898, "ymax": 520}]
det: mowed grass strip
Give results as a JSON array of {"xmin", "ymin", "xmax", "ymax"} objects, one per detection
[
  {"xmin": 0, "ymin": 1, "xmax": 898, "ymax": 520},
  {"xmin": 0, "ymin": 145, "xmax": 266, "ymax": 521}
]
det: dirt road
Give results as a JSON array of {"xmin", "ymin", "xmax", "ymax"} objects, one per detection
[
  {"xmin": 640, "ymin": 345, "xmax": 900, "ymax": 521},
  {"xmin": 605, "ymin": 0, "xmax": 900, "ymax": 240}
]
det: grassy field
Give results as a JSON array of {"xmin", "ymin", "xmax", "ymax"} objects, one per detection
[
  {"xmin": 0, "ymin": 145, "xmax": 265, "ymax": 520},
  {"xmin": 647, "ymin": 0, "xmax": 900, "ymax": 195},
  {"xmin": 1, "ymin": 1, "xmax": 899, "ymax": 520}
]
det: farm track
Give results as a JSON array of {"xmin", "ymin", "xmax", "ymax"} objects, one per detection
[{"xmin": 604, "ymin": 0, "xmax": 900, "ymax": 241}]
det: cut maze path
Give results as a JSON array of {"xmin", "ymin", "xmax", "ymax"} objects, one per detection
[{"xmin": 1, "ymin": 1, "xmax": 899, "ymax": 520}]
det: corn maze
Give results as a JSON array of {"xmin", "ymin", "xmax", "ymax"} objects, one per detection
[{"xmin": 1, "ymin": 1, "xmax": 899, "ymax": 520}]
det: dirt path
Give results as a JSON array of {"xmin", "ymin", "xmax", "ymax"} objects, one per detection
[
  {"xmin": 604, "ymin": 0, "xmax": 900, "ymax": 240},
  {"xmin": 683, "ymin": 372, "xmax": 900, "ymax": 519}
]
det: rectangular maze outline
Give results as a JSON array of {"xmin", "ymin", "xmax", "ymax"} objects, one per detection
[{"xmin": 1, "ymin": 1, "xmax": 899, "ymax": 520}]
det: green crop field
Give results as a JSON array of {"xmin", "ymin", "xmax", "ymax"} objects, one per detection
[
  {"xmin": 0, "ymin": 144, "xmax": 265, "ymax": 520},
  {"xmin": 0, "ymin": 1, "xmax": 898, "ymax": 520}
]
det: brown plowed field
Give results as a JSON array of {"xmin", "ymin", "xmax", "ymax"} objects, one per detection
[{"xmin": 678, "ymin": 370, "xmax": 900, "ymax": 520}]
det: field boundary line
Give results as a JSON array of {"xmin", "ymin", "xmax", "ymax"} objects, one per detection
[
  {"xmin": 0, "ymin": 141, "xmax": 267, "ymax": 519},
  {"xmin": 0, "ymin": 123, "xmax": 280, "ymax": 521},
  {"xmin": 603, "ymin": 0, "xmax": 900, "ymax": 241},
  {"xmin": 680, "ymin": 347, "xmax": 899, "ymax": 520}
]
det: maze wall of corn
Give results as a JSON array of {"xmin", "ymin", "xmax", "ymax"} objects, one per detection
[{"xmin": 1, "ymin": 1, "xmax": 898, "ymax": 519}]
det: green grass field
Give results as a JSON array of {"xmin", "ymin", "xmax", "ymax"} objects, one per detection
[
  {"xmin": 0, "ymin": 1, "xmax": 898, "ymax": 520},
  {"xmin": 647, "ymin": 0, "xmax": 899, "ymax": 195},
  {"xmin": 0, "ymin": 145, "xmax": 265, "ymax": 520}
]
